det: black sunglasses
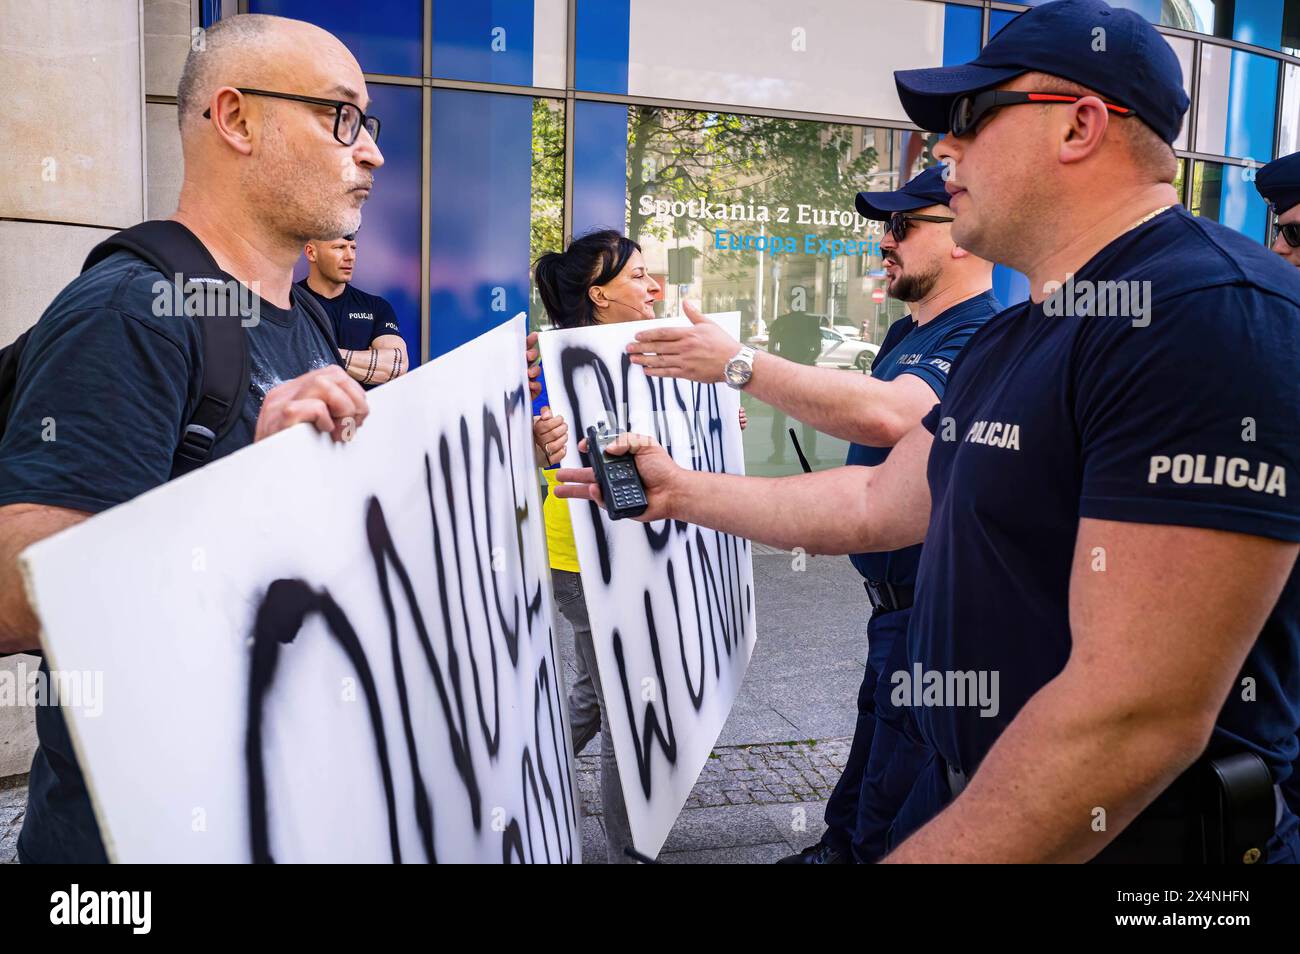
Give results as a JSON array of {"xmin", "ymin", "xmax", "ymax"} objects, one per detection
[
  {"xmin": 1276, "ymin": 220, "xmax": 1300, "ymax": 248},
  {"xmin": 203, "ymin": 87, "xmax": 381, "ymax": 146},
  {"xmin": 889, "ymin": 212, "xmax": 954, "ymax": 243},
  {"xmin": 949, "ymin": 89, "xmax": 1134, "ymax": 138}
]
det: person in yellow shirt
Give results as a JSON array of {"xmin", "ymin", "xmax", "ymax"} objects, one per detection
[{"xmin": 529, "ymin": 229, "xmax": 743, "ymax": 862}]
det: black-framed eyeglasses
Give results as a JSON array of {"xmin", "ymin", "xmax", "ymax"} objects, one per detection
[
  {"xmin": 1276, "ymin": 220, "xmax": 1300, "ymax": 248},
  {"xmin": 889, "ymin": 212, "xmax": 954, "ymax": 243},
  {"xmin": 202, "ymin": 87, "xmax": 381, "ymax": 146},
  {"xmin": 949, "ymin": 89, "xmax": 1133, "ymax": 138}
]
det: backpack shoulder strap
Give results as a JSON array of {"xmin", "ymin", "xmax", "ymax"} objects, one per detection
[
  {"xmin": 0, "ymin": 327, "xmax": 34, "ymax": 439},
  {"xmin": 290, "ymin": 283, "xmax": 343, "ymax": 360},
  {"xmin": 174, "ymin": 305, "xmax": 250, "ymax": 475},
  {"xmin": 82, "ymin": 219, "xmax": 226, "ymax": 281},
  {"xmin": 84, "ymin": 220, "xmax": 249, "ymax": 476}
]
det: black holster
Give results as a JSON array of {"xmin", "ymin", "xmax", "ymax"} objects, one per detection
[
  {"xmin": 1092, "ymin": 751, "xmax": 1276, "ymax": 864},
  {"xmin": 1201, "ymin": 751, "xmax": 1276, "ymax": 864}
]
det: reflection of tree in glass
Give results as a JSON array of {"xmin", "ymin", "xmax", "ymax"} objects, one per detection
[
  {"xmin": 530, "ymin": 98, "xmax": 566, "ymax": 329},
  {"xmin": 625, "ymin": 107, "xmax": 883, "ymax": 291}
]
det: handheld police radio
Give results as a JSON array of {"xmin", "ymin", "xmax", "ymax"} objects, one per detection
[{"xmin": 586, "ymin": 423, "xmax": 648, "ymax": 520}]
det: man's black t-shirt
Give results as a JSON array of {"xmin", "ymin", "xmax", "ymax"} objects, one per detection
[
  {"xmin": 294, "ymin": 279, "xmax": 400, "ymax": 353},
  {"xmin": 0, "ymin": 249, "xmax": 339, "ymax": 863},
  {"xmin": 913, "ymin": 207, "xmax": 1300, "ymax": 855}
]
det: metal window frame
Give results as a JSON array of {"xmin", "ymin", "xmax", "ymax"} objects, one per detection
[{"xmin": 217, "ymin": 0, "xmax": 1300, "ymax": 345}]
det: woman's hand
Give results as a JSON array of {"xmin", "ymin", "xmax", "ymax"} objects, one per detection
[
  {"xmin": 526, "ymin": 331, "xmax": 542, "ymax": 400},
  {"xmin": 533, "ymin": 407, "xmax": 569, "ymax": 466}
]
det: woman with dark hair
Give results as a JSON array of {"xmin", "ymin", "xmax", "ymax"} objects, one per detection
[
  {"xmin": 533, "ymin": 229, "xmax": 660, "ymax": 331},
  {"xmin": 529, "ymin": 230, "xmax": 744, "ymax": 862}
]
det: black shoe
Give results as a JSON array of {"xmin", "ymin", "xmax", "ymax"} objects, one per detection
[{"xmin": 775, "ymin": 841, "xmax": 850, "ymax": 864}]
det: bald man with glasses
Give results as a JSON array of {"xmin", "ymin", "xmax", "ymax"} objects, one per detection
[{"xmin": 0, "ymin": 13, "xmax": 383, "ymax": 863}]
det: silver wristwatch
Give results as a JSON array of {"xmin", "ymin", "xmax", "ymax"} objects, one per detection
[{"xmin": 724, "ymin": 345, "xmax": 756, "ymax": 390}]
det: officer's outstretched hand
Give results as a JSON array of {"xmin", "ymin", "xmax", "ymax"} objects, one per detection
[
  {"xmin": 554, "ymin": 432, "xmax": 680, "ymax": 523},
  {"xmin": 626, "ymin": 300, "xmax": 736, "ymax": 383},
  {"xmin": 255, "ymin": 364, "xmax": 368, "ymax": 444}
]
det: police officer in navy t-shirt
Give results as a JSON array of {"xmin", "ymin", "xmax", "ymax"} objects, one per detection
[
  {"xmin": 1258, "ymin": 152, "xmax": 1300, "ymax": 271},
  {"xmin": 1255, "ymin": 151, "xmax": 1300, "ymax": 836},
  {"xmin": 620, "ymin": 165, "xmax": 999, "ymax": 863},
  {"xmin": 297, "ymin": 232, "xmax": 407, "ymax": 389},
  {"xmin": 835, "ymin": 170, "xmax": 999, "ymax": 864},
  {"xmin": 559, "ymin": 0, "xmax": 1300, "ymax": 863}
]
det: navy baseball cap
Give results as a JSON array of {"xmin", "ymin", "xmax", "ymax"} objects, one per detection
[
  {"xmin": 1256, "ymin": 152, "xmax": 1300, "ymax": 214},
  {"xmin": 855, "ymin": 166, "xmax": 950, "ymax": 220},
  {"xmin": 894, "ymin": 0, "xmax": 1189, "ymax": 145}
]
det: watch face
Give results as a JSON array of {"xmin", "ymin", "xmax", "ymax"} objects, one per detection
[{"xmin": 725, "ymin": 357, "xmax": 750, "ymax": 386}]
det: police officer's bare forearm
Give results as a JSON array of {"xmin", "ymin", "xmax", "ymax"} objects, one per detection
[{"xmin": 554, "ymin": 423, "xmax": 933, "ymax": 557}]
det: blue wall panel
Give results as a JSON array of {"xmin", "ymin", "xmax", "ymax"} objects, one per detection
[
  {"xmin": 572, "ymin": 100, "xmax": 629, "ymax": 237},
  {"xmin": 248, "ymin": 0, "xmax": 422, "ymax": 76},
  {"xmin": 428, "ymin": 89, "xmax": 533, "ymax": 359},
  {"xmin": 992, "ymin": 264, "xmax": 1030, "ymax": 308},
  {"xmin": 943, "ymin": 3, "xmax": 983, "ymax": 66},
  {"xmin": 1221, "ymin": 49, "xmax": 1277, "ymax": 242},
  {"xmin": 1226, "ymin": 50, "xmax": 1279, "ymax": 163},
  {"xmin": 575, "ymin": 0, "xmax": 630, "ymax": 94},
  {"xmin": 432, "ymin": 0, "xmax": 534, "ymax": 86},
  {"xmin": 989, "ymin": 8, "xmax": 1020, "ymax": 36},
  {"xmin": 1233, "ymin": 0, "xmax": 1285, "ymax": 50}
]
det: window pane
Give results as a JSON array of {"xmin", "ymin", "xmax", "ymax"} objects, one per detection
[
  {"xmin": 576, "ymin": 104, "xmax": 925, "ymax": 477},
  {"xmin": 1190, "ymin": 159, "xmax": 1225, "ymax": 222},
  {"xmin": 530, "ymin": 98, "xmax": 567, "ymax": 336},
  {"xmin": 430, "ymin": 91, "xmax": 563, "ymax": 358},
  {"xmin": 1167, "ymin": 35, "xmax": 1195, "ymax": 151},
  {"xmin": 1162, "ymin": 0, "xmax": 1236, "ymax": 38},
  {"xmin": 1279, "ymin": 62, "xmax": 1300, "ymax": 157},
  {"xmin": 1197, "ymin": 44, "xmax": 1278, "ymax": 162},
  {"xmin": 351, "ymin": 84, "xmax": 423, "ymax": 366},
  {"xmin": 1286, "ymin": 0, "xmax": 1300, "ymax": 54},
  {"xmin": 576, "ymin": 0, "xmax": 949, "ymax": 123},
  {"xmin": 247, "ymin": 0, "xmax": 422, "ymax": 76},
  {"xmin": 1190, "ymin": 158, "xmax": 1266, "ymax": 241},
  {"xmin": 1196, "ymin": 43, "xmax": 1233, "ymax": 154},
  {"xmin": 431, "ymin": 1, "xmax": 565, "ymax": 87}
]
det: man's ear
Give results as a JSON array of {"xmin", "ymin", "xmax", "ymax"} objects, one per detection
[
  {"xmin": 1059, "ymin": 97, "xmax": 1109, "ymax": 165},
  {"xmin": 304, "ymin": 244, "xmax": 317, "ymax": 263},
  {"xmin": 209, "ymin": 87, "xmax": 256, "ymax": 157}
]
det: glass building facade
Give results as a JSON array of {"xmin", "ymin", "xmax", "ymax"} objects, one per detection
[{"xmin": 241, "ymin": 0, "xmax": 1300, "ymax": 476}]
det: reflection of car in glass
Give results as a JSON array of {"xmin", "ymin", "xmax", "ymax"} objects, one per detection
[
  {"xmin": 818, "ymin": 326, "xmax": 878, "ymax": 371},
  {"xmin": 746, "ymin": 321, "xmax": 878, "ymax": 371}
]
